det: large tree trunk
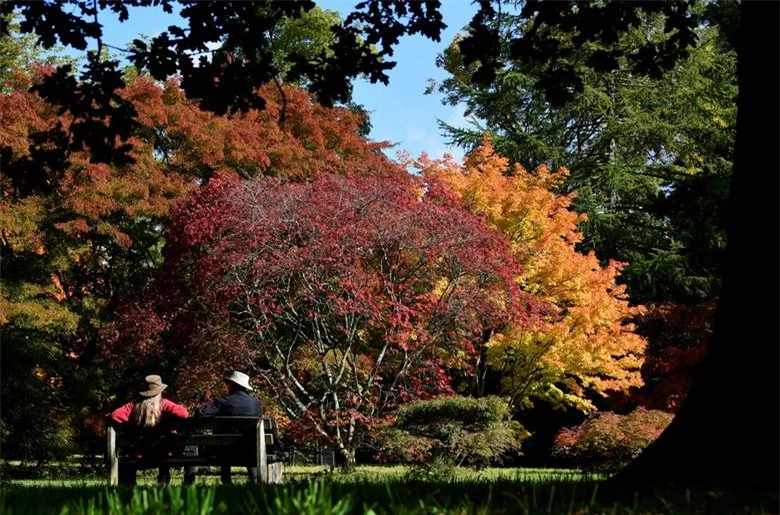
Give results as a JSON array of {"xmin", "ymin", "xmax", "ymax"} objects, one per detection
[{"xmin": 612, "ymin": 1, "xmax": 779, "ymax": 489}]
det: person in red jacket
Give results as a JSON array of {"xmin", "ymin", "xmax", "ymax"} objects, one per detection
[{"xmin": 110, "ymin": 374, "xmax": 188, "ymax": 485}]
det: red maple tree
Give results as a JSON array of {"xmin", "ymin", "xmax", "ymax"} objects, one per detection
[
  {"xmin": 1, "ymin": 66, "xmax": 397, "ymax": 450},
  {"xmin": 106, "ymin": 172, "xmax": 546, "ymax": 465}
]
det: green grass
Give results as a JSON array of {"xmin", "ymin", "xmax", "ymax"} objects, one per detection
[
  {"xmin": 1, "ymin": 466, "xmax": 776, "ymax": 514},
  {"xmin": 286, "ymin": 464, "xmax": 606, "ymax": 483},
  {"xmin": 3, "ymin": 464, "xmax": 606, "ymax": 487}
]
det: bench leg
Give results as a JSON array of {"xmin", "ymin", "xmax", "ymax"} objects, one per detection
[
  {"xmin": 118, "ymin": 464, "xmax": 137, "ymax": 486},
  {"xmin": 107, "ymin": 426, "xmax": 119, "ymax": 486},
  {"xmin": 257, "ymin": 419, "xmax": 267, "ymax": 484},
  {"xmin": 268, "ymin": 462, "xmax": 283, "ymax": 484},
  {"xmin": 184, "ymin": 466, "xmax": 196, "ymax": 485},
  {"xmin": 247, "ymin": 466, "xmax": 259, "ymax": 485},
  {"xmin": 220, "ymin": 464, "xmax": 233, "ymax": 484},
  {"xmin": 158, "ymin": 466, "xmax": 171, "ymax": 485}
]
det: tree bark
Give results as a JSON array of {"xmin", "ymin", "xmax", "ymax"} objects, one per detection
[
  {"xmin": 611, "ymin": 1, "xmax": 779, "ymax": 489},
  {"xmin": 339, "ymin": 446, "xmax": 357, "ymax": 470}
]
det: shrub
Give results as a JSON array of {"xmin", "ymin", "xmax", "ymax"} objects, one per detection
[
  {"xmin": 377, "ymin": 396, "xmax": 529, "ymax": 471},
  {"xmin": 551, "ymin": 408, "xmax": 673, "ymax": 469}
]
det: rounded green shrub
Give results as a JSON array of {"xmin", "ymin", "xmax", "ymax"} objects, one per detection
[{"xmin": 377, "ymin": 396, "xmax": 529, "ymax": 472}]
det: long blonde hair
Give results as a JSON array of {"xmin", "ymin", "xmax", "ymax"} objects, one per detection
[{"xmin": 133, "ymin": 394, "xmax": 163, "ymax": 428}]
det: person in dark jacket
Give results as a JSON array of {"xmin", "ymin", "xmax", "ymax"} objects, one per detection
[{"xmin": 187, "ymin": 371, "xmax": 263, "ymax": 484}]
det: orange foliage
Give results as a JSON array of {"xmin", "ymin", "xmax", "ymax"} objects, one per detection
[
  {"xmin": 1, "ymin": 69, "xmax": 393, "ymax": 260},
  {"xmin": 0, "ymin": 67, "xmax": 398, "ymax": 438},
  {"xmin": 416, "ymin": 139, "xmax": 646, "ymax": 411}
]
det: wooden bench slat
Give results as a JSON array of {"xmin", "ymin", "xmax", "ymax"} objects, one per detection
[
  {"xmin": 119, "ymin": 453, "xmax": 286, "ymax": 466},
  {"xmin": 179, "ymin": 434, "xmax": 253, "ymax": 446}
]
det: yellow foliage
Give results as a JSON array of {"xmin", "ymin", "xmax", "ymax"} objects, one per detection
[
  {"xmin": 0, "ymin": 196, "xmax": 46, "ymax": 253},
  {"xmin": 417, "ymin": 138, "xmax": 646, "ymax": 412},
  {"xmin": 0, "ymin": 287, "xmax": 79, "ymax": 332}
]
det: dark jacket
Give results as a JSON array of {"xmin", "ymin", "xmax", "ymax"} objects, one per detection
[{"xmin": 197, "ymin": 389, "xmax": 262, "ymax": 418}]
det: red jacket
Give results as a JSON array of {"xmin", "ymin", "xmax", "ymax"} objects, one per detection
[{"xmin": 111, "ymin": 398, "xmax": 189, "ymax": 425}]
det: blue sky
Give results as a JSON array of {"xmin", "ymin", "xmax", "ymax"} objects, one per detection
[
  {"xmin": 96, "ymin": 1, "xmax": 479, "ymax": 163},
  {"xmin": 326, "ymin": 0, "xmax": 478, "ymax": 162}
]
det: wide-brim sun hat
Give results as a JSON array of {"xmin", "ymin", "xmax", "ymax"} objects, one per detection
[
  {"xmin": 225, "ymin": 371, "xmax": 253, "ymax": 391},
  {"xmin": 139, "ymin": 374, "xmax": 167, "ymax": 397}
]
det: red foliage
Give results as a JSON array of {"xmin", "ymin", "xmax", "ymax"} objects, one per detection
[
  {"xmin": 2, "ymin": 66, "xmax": 401, "ymax": 438},
  {"xmin": 121, "ymin": 77, "xmax": 392, "ymax": 182},
  {"xmin": 633, "ymin": 300, "xmax": 713, "ymax": 411},
  {"xmin": 1, "ymin": 69, "xmax": 392, "ymax": 270},
  {"xmin": 108, "ymin": 172, "xmax": 546, "ymax": 455},
  {"xmin": 552, "ymin": 408, "xmax": 673, "ymax": 468}
]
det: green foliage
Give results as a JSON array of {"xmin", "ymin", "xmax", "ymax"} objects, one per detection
[
  {"xmin": 1, "ymin": 473, "xmax": 776, "ymax": 514},
  {"xmin": 0, "ymin": 13, "xmax": 78, "ymax": 91},
  {"xmin": 434, "ymin": 6, "xmax": 737, "ymax": 304},
  {"xmin": 104, "ymin": 487, "xmax": 227, "ymax": 515},
  {"xmin": 271, "ymin": 7, "xmax": 343, "ymax": 87},
  {"xmin": 247, "ymin": 480, "xmax": 354, "ymax": 515},
  {"xmin": 215, "ymin": 6, "xmax": 374, "ymax": 127},
  {"xmin": 0, "ymin": 458, "xmax": 103, "ymax": 481},
  {"xmin": 46, "ymin": 487, "xmax": 229, "ymax": 515},
  {"xmin": 378, "ymin": 396, "xmax": 529, "ymax": 470},
  {"xmin": 0, "ymin": 326, "xmax": 76, "ymax": 462},
  {"xmin": 551, "ymin": 408, "xmax": 674, "ymax": 470},
  {"xmin": 214, "ymin": 6, "xmax": 343, "ymax": 89}
]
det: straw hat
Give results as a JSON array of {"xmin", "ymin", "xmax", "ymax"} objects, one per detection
[
  {"xmin": 139, "ymin": 374, "xmax": 167, "ymax": 397},
  {"xmin": 225, "ymin": 371, "xmax": 253, "ymax": 391}
]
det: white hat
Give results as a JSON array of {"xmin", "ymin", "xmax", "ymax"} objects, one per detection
[{"xmin": 225, "ymin": 370, "xmax": 253, "ymax": 391}]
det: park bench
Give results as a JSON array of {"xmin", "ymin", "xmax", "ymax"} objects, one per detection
[{"xmin": 106, "ymin": 416, "xmax": 285, "ymax": 485}]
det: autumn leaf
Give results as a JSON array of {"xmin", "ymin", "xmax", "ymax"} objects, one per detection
[{"xmin": 417, "ymin": 138, "xmax": 646, "ymax": 412}]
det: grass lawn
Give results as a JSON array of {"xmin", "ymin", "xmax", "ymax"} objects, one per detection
[{"xmin": 1, "ymin": 465, "xmax": 776, "ymax": 514}]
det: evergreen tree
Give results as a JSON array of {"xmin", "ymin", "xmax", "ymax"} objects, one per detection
[{"xmin": 433, "ymin": 4, "xmax": 736, "ymax": 304}]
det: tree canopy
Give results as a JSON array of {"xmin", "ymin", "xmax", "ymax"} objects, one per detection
[
  {"xmin": 428, "ymin": 1, "xmax": 739, "ymax": 427},
  {"xmin": 454, "ymin": 0, "xmax": 777, "ymax": 489},
  {"xmin": 435, "ymin": 2, "xmax": 736, "ymax": 304},
  {"xmin": 105, "ymin": 171, "xmax": 538, "ymax": 465},
  {"xmin": 416, "ymin": 141, "xmax": 646, "ymax": 412},
  {"xmin": 0, "ymin": 65, "xmax": 390, "ymax": 458},
  {"xmin": 1, "ymin": 0, "xmax": 777, "ymax": 489},
  {"xmin": 0, "ymin": 0, "xmax": 445, "ymax": 177}
]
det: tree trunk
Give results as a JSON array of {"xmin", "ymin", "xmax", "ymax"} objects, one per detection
[
  {"xmin": 611, "ymin": 1, "xmax": 779, "ymax": 489},
  {"xmin": 339, "ymin": 446, "xmax": 356, "ymax": 471}
]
